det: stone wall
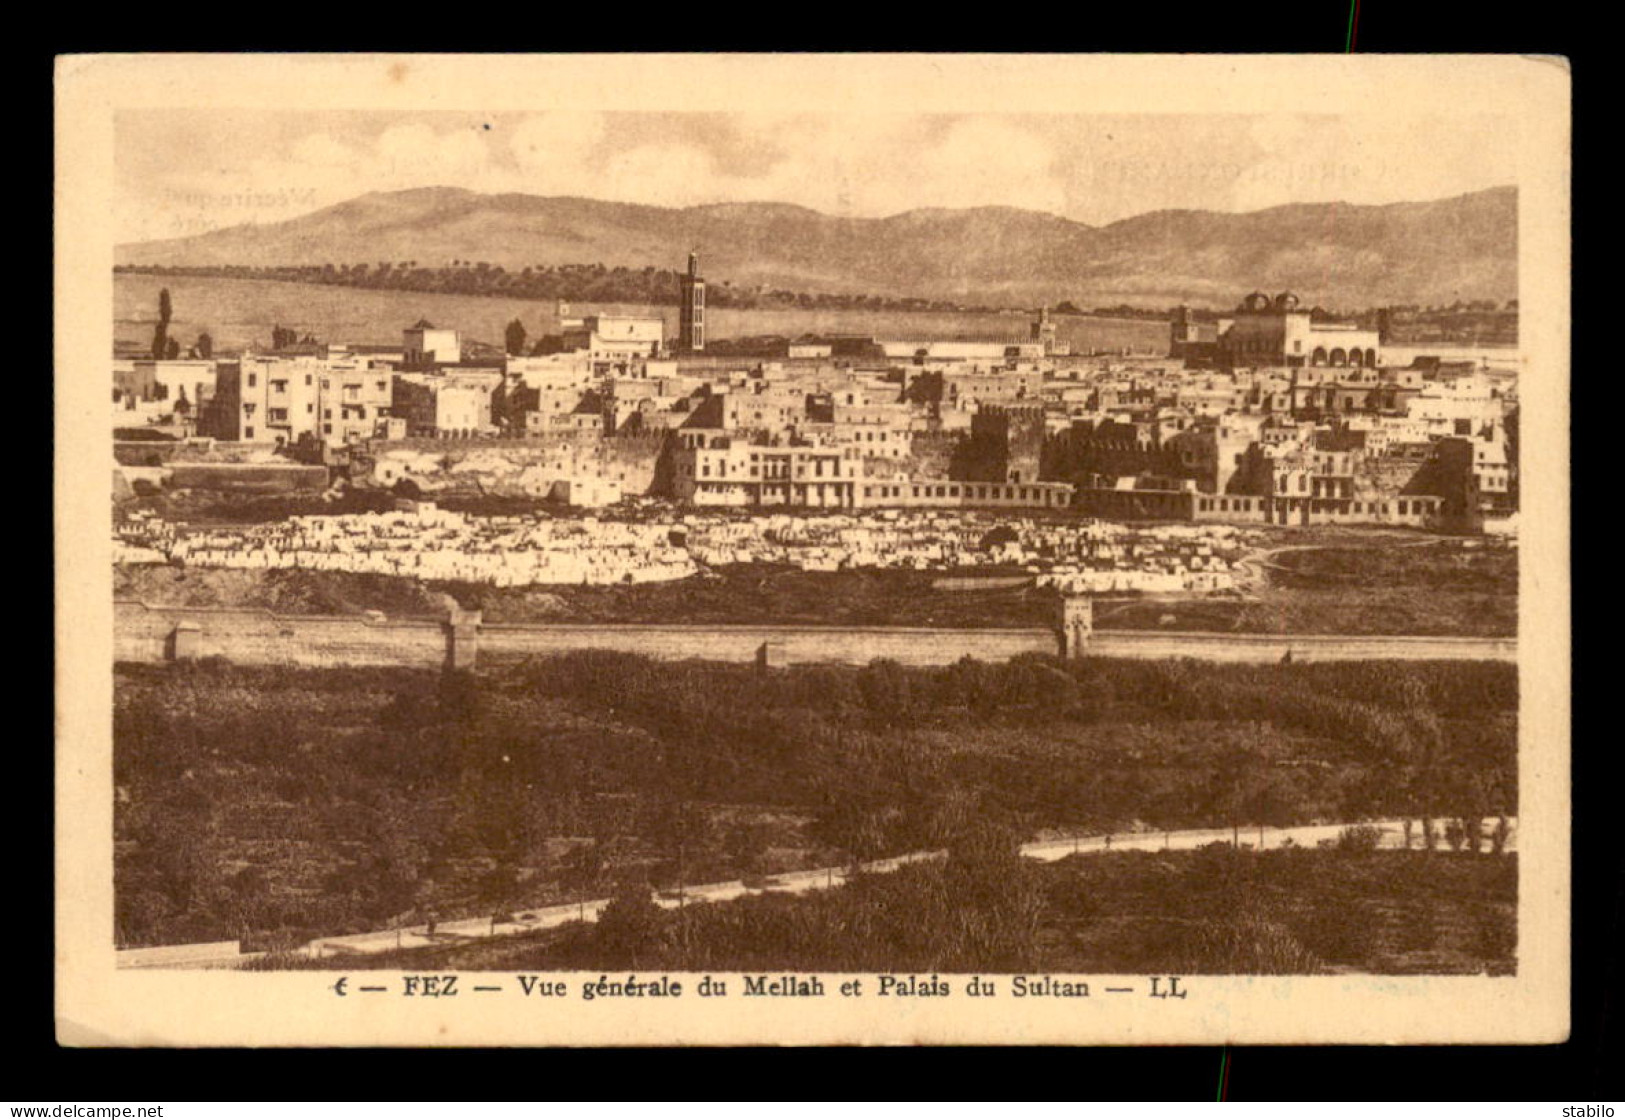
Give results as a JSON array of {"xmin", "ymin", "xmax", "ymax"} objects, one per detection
[
  {"xmin": 479, "ymin": 623, "xmax": 1059, "ymax": 667},
  {"xmin": 115, "ymin": 600, "xmax": 447, "ymax": 668},
  {"xmin": 1087, "ymin": 631, "xmax": 1516, "ymax": 663},
  {"xmin": 115, "ymin": 599, "xmax": 1516, "ymax": 671}
]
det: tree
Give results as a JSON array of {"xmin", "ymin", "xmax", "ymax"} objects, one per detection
[
  {"xmin": 505, "ymin": 318, "xmax": 528, "ymax": 357},
  {"xmin": 595, "ymin": 886, "xmax": 668, "ymax": 967},
  {"xmin": 164, "ymin": 337, "xmax": 181, "ymax": 360},
  {"xmin": 196, "ymin": 333, "xmax": 213, "ymax": 360},
  {"xmin": 151, "ymin": 288, "xmax": 173, "ymax": 360},
  {"xmin": 560, "ymin": 841, "xmax": 603, "ymax": 894}
]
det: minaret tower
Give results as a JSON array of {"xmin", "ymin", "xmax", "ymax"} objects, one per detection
[
  {"xmin": 1031, "ymin": 306, "xmax": 1058, "ymax": 353},
  {"xmin": 679, "ymin": 251, "xmax": 706, "ymax": 353}
]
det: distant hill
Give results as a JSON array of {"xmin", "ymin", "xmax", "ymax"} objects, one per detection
[{"xmin": 116, "ymin": 185, "xmax": 1517, "ymax": 309}]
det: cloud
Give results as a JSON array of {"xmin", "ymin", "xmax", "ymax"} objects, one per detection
[
  {"xmin": 508, "ymin": 112, "xmax": 608, "ymax": 187},
  {"xmin": 1230, "ymin": 115, "xmax": 1518, "ymax": 213},
  {"xmin": 372, "ymin": 123, "xmax": 493, "ymax": 187},
  {"xmin": 599, "ymin": 142, "xmax": 723, "ymax": 207},
  {"xmin": 908, "ymin": 117, "xmax": 1067, "ymax": 214}
]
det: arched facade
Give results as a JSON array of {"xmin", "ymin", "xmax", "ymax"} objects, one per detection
[{"xmin": 1214, "ymin": 289, "xmax": 1383, "ymax": 369}]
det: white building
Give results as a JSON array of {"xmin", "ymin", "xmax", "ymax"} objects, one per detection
[{"xmin": 403, "ymin": 320, "xmax": 462, "ymax": 366}]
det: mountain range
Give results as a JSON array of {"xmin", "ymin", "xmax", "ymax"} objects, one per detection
[{"xmin": 115, "ymin": 185, "xmax": 1517, "ymax": 309}]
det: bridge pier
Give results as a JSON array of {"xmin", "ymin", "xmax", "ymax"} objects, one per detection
[
  {"xmin": 1057, "ymin": 595, "xmax": 1092, "ymax": 658},
  {"xmin": 167, "ymin": 621, "xmax": 201, "ymax": 661},
  {"xmin": 445, "ymin": 606, "xmax": 483, "ymax": 670}
]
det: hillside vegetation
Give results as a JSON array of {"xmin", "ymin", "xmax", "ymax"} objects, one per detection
[
  {"xmin": 324, "ymin": 843, "xmax": 1515, "ymax": 977},
  {"xmin": 114, "ymin": 185, "xmax": 1517, "ymax": 309},
  {"xmin": 116, "ymin": 654, "xmax": 1516, "ymax": 951}
]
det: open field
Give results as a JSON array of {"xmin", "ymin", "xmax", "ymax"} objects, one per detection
[
  {"xmin": 1094, "ymin": 583, "xmax": 1516, "ymax": 639},
  {"xmin": 114, "ymin": 521, "xmax": 1516, "ymax": 637},
  {"xmin": 115, "ymin": 654, "xmax": 1515, "ymax": 952},
  {"xmin": 115, "ymin": 273, "xmax": 1171, "ymax": 355}
]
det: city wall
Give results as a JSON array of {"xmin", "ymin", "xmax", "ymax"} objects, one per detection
[
  {"xmin": 357, "ymin": 432, "xmax": 671, "ymax": 497},
  {"xmin": 1087, "ymin": 631, "xmax": 1516, "ymax": 663},
  {"xmin": 115, "ymin": 600, "xmax": 1516, "ymax": 670},
  {"xmin": 165, "ymin": 463, "xmax": 331, "ymax": 492},
  {"xmin": 115, "ymin": 600, "xmax": 446, "ymax": 668},
  {"xmin": 113, "ymin": 457, "xmax": 331, "ymax": 492},
  {"xmin": 478, "ymin": 623, "xmax": 1056, "ymax": 666},
  {"xmin": 115, "ymin": 600, "xmax": 1055, "ymax": 669}
]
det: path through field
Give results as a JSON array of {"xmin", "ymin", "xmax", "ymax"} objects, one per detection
[{"xmin": 283, "ymin": 816, "xmax": 1514, "ymax": 964}]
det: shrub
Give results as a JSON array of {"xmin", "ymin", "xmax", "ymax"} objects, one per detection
[
  {"xmin": 1183, "ymin": 916, "xmax": 1322, "ymax": 975},
  {"xmin": 1444, "ymin": 820, "xmax": 1467, "ymax": 851}
]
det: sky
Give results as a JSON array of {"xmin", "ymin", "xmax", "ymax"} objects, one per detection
[{"xmin": 116, "ymin": 110, "xmax": 1519, "ymax": 244}]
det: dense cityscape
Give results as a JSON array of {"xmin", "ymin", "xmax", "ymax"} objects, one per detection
[
  {"xmin": 114, "ymin": 254, "xmax": 1520, "ymax": 587},
  {"xmin": 110, "ymin": 251, "xmax": 1524, "ymax": 975}
]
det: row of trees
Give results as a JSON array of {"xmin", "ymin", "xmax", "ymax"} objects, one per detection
[{"xmin": 117, "ymin": 263, "xmax": 990, "ymax": 315}]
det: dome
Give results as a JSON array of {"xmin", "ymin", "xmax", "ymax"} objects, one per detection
[
  {"xmin": 1274, "ymin": 291, "xmax": 1301, "ymax": 311},
  {"xmin": 1241, "ymin": 291, "xmax": 1272, "ymax": 312}
]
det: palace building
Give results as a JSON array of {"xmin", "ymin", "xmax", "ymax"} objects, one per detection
[{"xmin": 1173, "ymin": 291, "xmax": 1383, "ymax": 369}]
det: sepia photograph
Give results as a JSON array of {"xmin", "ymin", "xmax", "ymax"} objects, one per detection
[{"xmin": 55, "ymin": 53, "xmax": 1571, "ymax": 1047}]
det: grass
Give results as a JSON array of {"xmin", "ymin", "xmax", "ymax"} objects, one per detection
[
  {"xmin": 116, "ymin": 530, "xmax": 1516, "ymax": 636},
  {"xmin": 1036, "ymin": 846, "xmax": 1517, "ymax": 976}
]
